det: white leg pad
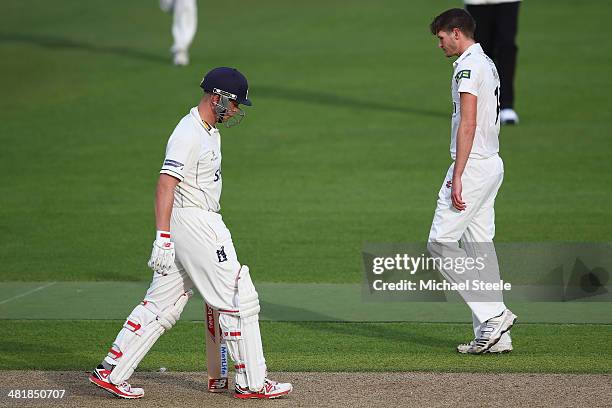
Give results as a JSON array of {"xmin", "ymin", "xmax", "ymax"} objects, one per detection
[
  {"xmin": 109, "ymin": 290, "xmax": 192, "ymax": 384},
  {"xmin": 219, "ymin": 266, "xmax": 267, "ymax": 391}
]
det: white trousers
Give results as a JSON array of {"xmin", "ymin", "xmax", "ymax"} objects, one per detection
[
  {"xmin": 169, "ymin": 0, "xmax": 197, "ymax": 53},
  {"xmin": 104, "ymin": 208, "xmax": 253, "ymax": 382},
  {"xmin": 135, "ymin": 208, "xmax": 243, "ymax": 313},
  {"xmin": 428, "ymin": 154, "xmax": 511, "ymax": 344},
  {"xmin": 167, "ymin": 208, "xmax": 241, "ymax": 311}
]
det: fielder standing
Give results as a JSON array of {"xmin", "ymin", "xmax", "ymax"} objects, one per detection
[
  {"xmin": 427, "ymin": 9, "xmax": 516, "ymax": 354},
  {"xmin": 160, "ymin": 0, "xmax": 198, "ymax": 66},
  {"xmin": 89, "ymin": 67, "xmax": 293, "ymax": 399}
]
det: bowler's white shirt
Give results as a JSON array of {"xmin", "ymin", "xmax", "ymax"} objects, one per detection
[
  {"xmin": 450, "ymin": 43, "xmax": 501, "ymax": 160},
  {"xmin": 160, "ymin": 107, "xmax": 223, "ymax": 212}
]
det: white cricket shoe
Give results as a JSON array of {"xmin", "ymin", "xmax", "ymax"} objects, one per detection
[
  {"xmin": 465, "ymin": 309, "xmax": 517, "ymax": 354},
  {"xmin": 457, "ymin": 340, "xmax": 513, "ymax": 354},
  {"xmin": 234, "ymin": 378, "xmax": 293, "ymax": 399},
  {"xmin": 500, "ymin": 108, "xmax": 519, "ymax": 125},
  {"xmin": 173, "ymin": 50, "xmax": 189, "ymax": 66},
  {"xmin": 89, "ymin": 365, "xmax": 144, "ymax": 399}
]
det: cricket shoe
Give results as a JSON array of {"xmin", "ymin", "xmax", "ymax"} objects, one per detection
[
  {"xmin": 173, "ymin": 50, "xmax": 189, "ymax": 66},
  {"xmin": 457, "ymin": 340, "xmax": 513, "ymax": 354},
  {"xmin": 500, "ymin": 108, "xmax": 519, "ymax": 125},
  {"xmin": 89, "ymin": 364, "xmax": 144, "ymax": 399},
  {"xmin": 234, "ymin": 378, "xmax": 293, "ymax": 399},
  {"xmin": 466, "ymin": 309, "xmax": 517, "ymax": 354}
]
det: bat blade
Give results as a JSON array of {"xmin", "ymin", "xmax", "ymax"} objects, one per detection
[{"xmin": 205, "ymin": 302, "xmax": 229, "ymax": 392}]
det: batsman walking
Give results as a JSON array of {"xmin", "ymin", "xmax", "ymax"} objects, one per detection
[
  {"xmin": 427, "ymin": 9, "xmax": 517, "ymax": 354},
  {"xmin": 88, "ymin": 67, "xmax": 293, "ymax": 399}
]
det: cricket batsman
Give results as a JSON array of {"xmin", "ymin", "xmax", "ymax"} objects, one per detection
[
  {"xmin": 427, "ymin": 9, "xmax": 516, "ymax": 354},
  {"xmin": 88, "ymin": 67, "xmax": 293, "ymax": 399}
]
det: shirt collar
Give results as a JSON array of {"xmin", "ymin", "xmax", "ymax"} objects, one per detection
[
  {"xmin": 453, "ymin": 43, "xmax": 483, "ymax": 68},
  {"xmin": 190, "ymin": 107, "xmax": 217, "ymax": 134}
]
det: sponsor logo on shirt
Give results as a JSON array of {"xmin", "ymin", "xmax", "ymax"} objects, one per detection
[
  {"xmin": 163, "ymin": 159, "xmax": 184, "ymax": 168},
  {"xmin": 455, "ymin": 69, "xmax": 471, "ymax": 83}
]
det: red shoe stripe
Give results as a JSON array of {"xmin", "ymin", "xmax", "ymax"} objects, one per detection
[
  {"xmin": 234, "ymin": 389, "xmax": 290, "ymax": 400},
  {"xmin": 89, "ymin": 375, "xmax": 143, "ymax": 399}
]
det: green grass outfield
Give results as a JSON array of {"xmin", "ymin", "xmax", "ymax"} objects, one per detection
[
  {"xmin": 1, "ymin": 321, "xmax": 610, "ymax": 373},
  {"xmin": 1, "ymin": 1, "xmax": 611, "ymax": 374},
  {"xmin": 1, "ymin": 0, "xmax": 610, "ymax": 282}
]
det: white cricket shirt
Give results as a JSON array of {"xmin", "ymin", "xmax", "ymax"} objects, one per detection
[
  {"xmin": 450, "ymin": 43, "xmax": 501, "ymax": 160},
  {"xmin": 160, "ymin": 107, "xmax": 223, "ymax": 212}
]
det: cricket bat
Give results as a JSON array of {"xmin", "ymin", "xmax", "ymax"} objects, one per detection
[{"xmin": 205, "ymin": 302, "xmax": 229, "ymax": 392}]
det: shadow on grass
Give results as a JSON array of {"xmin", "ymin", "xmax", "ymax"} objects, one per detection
[
  {"xmin": 254, "ymin": 84, "xmax": 448, "ymax": 118},
  {"xmin": 260, "ymin": 300, "xmax": 458, "ymax": 349},
  {"xmin": 0, "ymin": 32, "xmax": 167, "ymax": 64}
]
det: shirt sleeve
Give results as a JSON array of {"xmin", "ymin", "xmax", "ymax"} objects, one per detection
[
  {"xmin": 159, "ymin": 128, "xmax": 199, "ymax": 182},
  {"xmin": 455, "ymin": 62, "xmax": 480, "ymax": 97}
]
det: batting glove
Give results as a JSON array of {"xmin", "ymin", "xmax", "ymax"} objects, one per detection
[{"xmin": 147, "ymin": 230, "xmax": 175, "ymax": 275}]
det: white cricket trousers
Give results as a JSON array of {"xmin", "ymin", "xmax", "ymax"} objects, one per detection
[
  {"xmin": 428, "ymin": 154, "xmax": 511, "ymax": 345},
  {"xmin": 142, "ymin": 208, "xmax": 242, "ymax": 320},
  {"xmin": 102, "ymin": 208, "xmax": 246, "ymax": 380},
  {"xmin": 171, "ymin": 0, "xmax": 197, "ymax": 53}
]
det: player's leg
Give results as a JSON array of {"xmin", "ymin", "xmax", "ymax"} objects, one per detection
[
  {"xmin": 428, "ymin": 164, "xmax": 494, "ymax": 331},
  {"xmin": 460, "ymin": 209, "xmax": 512, "ymax": 354},
  {"xmin": 428, "ymin": 158, "xmax": 514, "ymax": 353},
  {"xmin": 427, "ymin": 161, "xmax": 487, "ymax": 296},
  {"xmin": 494, "ymin": 1, "xmax": 520, "ymax": 123},
  {"xmin": 171, "ymin": 209, "xmax": 292, "ymax": 398},
  {"xmin": 171, "ymin": 0, "xmax": 197, "ymax": 65},
  {"xmin": 89, "ymin": 267, "xmax": 194, "ymax": 399},
  {"xmin": 459, "ymin": 156, "xmax": 516, "ymax": 353}
]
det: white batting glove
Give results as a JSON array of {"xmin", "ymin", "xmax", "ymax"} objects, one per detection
[{"xmin": 147, "ymin": 231, "xmax": 175, "ymax": 275}]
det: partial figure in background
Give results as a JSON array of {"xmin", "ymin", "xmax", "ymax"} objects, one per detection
[
  {"xmin": 160, "ymin": 0, "xmax": 198, "ymax": 66},
  {"xmin": 464, "ymin": 0, "xmax": 521, "ymax": 124}
]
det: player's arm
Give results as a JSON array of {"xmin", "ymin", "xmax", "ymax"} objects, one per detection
[
  {"xmin": 451, "ymin": 92, "xmax": 477, "ymax": 211},
  {"xmin": 148, "ymin": 173, "xmax": 180, "ymax": 275},
  {"xmin": 148, "ymin": 128, "xmax": 196, "ymax": 275},
  {"xmin": 155, "ymin": 174, "xmax": 180, "ymax": 231}
]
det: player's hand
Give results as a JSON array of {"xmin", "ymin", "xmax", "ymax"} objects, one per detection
[
  {"xmin": 147, "ymin": 231, "xmax": 175, "ymax": 275},
  {"xmin": 451, "ymin": 177, "xmax": 466, "ymax": 211}
]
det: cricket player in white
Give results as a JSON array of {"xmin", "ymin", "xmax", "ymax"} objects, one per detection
[
  {"xmin": 160, "ymin": 0, "xmax": 197, "ymax": 66},
  {"xmin": 89, "ymin": 67, "xmax": 293, "ymax": 399},
  {"xmin": 428, "ymin": 9, "xmax": 517, "ymax": 354}
]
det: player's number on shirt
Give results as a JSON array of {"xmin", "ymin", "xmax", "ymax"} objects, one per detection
[{"xmin": 494, "ymin": 86, "xmax": 500, "ymax": 124}]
